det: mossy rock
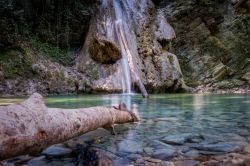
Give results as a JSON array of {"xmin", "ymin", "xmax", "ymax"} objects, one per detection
[{"xmin": 89, "ymin": 38, "xmax": 121, "ymax": 64}]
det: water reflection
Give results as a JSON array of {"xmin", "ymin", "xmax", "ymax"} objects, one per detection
[{"xmin": 193, "ymin": 94, "xmax": 204, "ymax": 111}]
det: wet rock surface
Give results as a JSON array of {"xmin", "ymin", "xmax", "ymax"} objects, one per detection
[
  {"xmin": 159, "ymin": 0, "xmax": 250, "ymax": 92},
  {"xmin": 42, "ymin": 146, "xmax": 73, "ymax": 157}
]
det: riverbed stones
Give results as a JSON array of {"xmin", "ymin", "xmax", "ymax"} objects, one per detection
[
  {"xmin": 127, "ymin": 154, "xmax": 142, "ymax": 161},
  {"xmin": 162, "ymin": 133, "xmax": 203, "ymax": 145},
  {"xmin": 192, "ymin": 142, "xmax": 243, "ymax": 153},
  {"xmin": 42, "ymin": 146, "xmax": 73, "ymax": 157},
  {"xmin": 184, "ymin": 150, "xmax": 200, "ymax": 158},
  {"xmin": 173, "ymin": 160, "xmax": 199, "ymax": 166},
  {"xmin": 27, "ymin": 156, "xmax": 47, "ymax": 166},
  {"xmin": 152, "ymin": 148, "xmax": 176, "ymax": 160},
  {"xmin": 149, "ymin": 140, "xmax": 175, "ymax": 149},
  {"xmin": 144, "ymin": 147, "xmax": 154, "ymax": 156},
  {"xmin": 118, "ymin": 140, "xmax": 143, "ymax": 154}
]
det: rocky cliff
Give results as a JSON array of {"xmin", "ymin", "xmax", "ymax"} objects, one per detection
[
  {"xmin": 159, "ymin": 0, "xmax": 250, "ymax": 93},
  {"xmin": 0, "ymin": 0, "xmax": 249, "ymax": 96}
]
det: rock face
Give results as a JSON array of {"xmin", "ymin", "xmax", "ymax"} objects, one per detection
[
  {"xmin": 158, "ymin": 0, "xmax": 250, "ymax": 92},
  {"xmin": 76, "ymin": 0, "xmax": 187, "ymax": 94}
]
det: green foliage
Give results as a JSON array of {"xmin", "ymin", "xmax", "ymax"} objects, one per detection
[
  {"xmin": 0, "ymin": 50, "xmax": 32, "ymax": 78},
  {"xmin": 29, "ymin": 37, "xmax": 74, "ymax": 66}
]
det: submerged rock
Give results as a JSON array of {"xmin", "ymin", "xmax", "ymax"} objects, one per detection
[
  {"xmin": 118, "ymin": 140, "xmax": 143, "ymax": 154},
  {"xmin": 27, "ymin": 156, "xmax": 47, "ymax": 166},
  {"xmin": 184, "ymin": 150, "xmax": 200, "ymax": 158},
  {"xmin": 192, "ymin": 142, "xmax": 243, "ymax": 153},
  {"xmin": 42, "ymin": 146, "xmax": 73, "ymax": 157},
  {"xmin": 162, "ymin": 133, "xmax": 203, "ymax": 145},
  {"xmin": 152, "ymin": 148, "xmax": 176, "ymax": 160}
]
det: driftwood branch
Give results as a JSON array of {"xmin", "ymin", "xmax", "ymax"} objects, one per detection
[{"xmin": 0, "ymin": 93, "xmax": 139, "ymax": 160}]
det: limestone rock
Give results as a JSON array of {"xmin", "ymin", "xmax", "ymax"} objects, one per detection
[{"xmin": 212, "ymin": 63, "xmax": 228, "ymax": 81}]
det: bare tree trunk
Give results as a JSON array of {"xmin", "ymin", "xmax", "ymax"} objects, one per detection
[{"xmin": 0, "ymin": 93, "xmax": 139, "ymax": 160}]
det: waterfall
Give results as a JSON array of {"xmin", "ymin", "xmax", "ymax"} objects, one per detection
[
  {"xmin": 82, "ymin": 0, "xmax": 148, "ymax": 97},
  {"xmin": 113, "ymin": 0, "xmax": 132, "ymax": 94},
  {"xmin": 112, "ymin": 0, "xmax": 148, "ymax": 97}
]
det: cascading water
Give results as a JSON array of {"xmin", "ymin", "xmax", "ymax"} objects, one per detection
[
  {"xmin": 113, "ymin": 0, "xmax": 132, "ymax": 94},
  {"xmin": 113, "ymin": 0, "xmax": 148, "ymax": 97}
]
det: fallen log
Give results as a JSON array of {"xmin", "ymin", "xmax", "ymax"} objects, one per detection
[{"xmin": 0, "ymin": 93, "xmax": 139, "ymax": 160}]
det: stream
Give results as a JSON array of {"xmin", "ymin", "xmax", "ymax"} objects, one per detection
[{"xmin": 1, "ymin": 93, "xmax": 250, "ymax": 165}]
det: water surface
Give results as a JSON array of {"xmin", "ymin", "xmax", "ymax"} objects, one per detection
[
  {"xmin": 1, "ymin": 93, "xmax": 250, "ymax": 163},
  {"xmin": 45, "ymin": 94, "xmax": 250, "ymax": 157}
]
